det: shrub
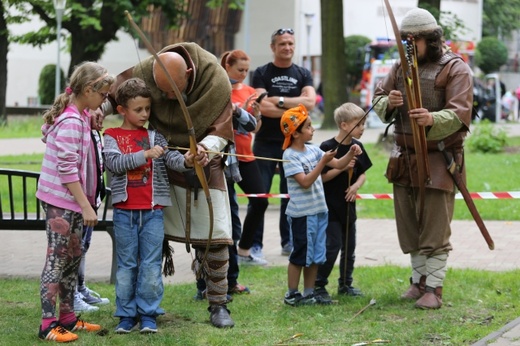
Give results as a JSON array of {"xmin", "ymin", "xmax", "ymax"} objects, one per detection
[
  {"xmin": 344, "ymin": 35, "xmax": 371, "ymax": 88},
  {"xmin": 466, "ymin": 119, "xmax": 507, "ymax": 153},
  {"xmin": 474, "ymin": 37, "xmax": 508, "ymax": 74},
  {"xmin": 38, "ymin": 64, "xmax": 65, "ymax": 105}
]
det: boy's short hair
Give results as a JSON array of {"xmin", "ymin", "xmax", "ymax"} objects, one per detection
[
  {"xmin": 115, "ymin": 77, "xmax": 152, "ymax": 107},
  {"xmin": 280, "ymin": 104, "xmax": 309, "ymax": 150},
  {"xmin": 333, "ymin": 102, "xmax": 365, "ymax": 128}
]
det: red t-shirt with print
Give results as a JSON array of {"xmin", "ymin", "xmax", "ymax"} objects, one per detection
[{"xmin": 104, "ymin": 127, "xmax": 155, "ymax": 209}]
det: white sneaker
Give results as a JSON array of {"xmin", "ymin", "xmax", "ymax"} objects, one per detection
[
  {"xmin": 73, "ymin": 292, "xmax": 99, "ymax": 312},
  {"xmin": 79, "ymin": 287, "xmax": 110, "ymax": 305},
  {"xmin": 238, "ymin": 254, "xmax": 268, "ymax": 266},
  {"xmin": 250, "ymin": 246, "xmax": 264, "ymax": 258}
]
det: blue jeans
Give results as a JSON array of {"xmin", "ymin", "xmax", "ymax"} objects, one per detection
[
  {"xmin": 252, "ymin": 140, "xmax": 290, "ymax": 248},
  {"xmin": 113, "ymin": 208, "xmax": 165, "ymax": 318}
]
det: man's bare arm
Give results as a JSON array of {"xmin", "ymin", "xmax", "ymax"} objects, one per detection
[{"xmin": 256, "ymin": 85, "xmax": 317, "ymax": 118}]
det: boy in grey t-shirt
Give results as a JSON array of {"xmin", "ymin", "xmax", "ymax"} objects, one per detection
[{"xmin": 280, "ymin": 104, "xmax": 361, "ymax": 306}]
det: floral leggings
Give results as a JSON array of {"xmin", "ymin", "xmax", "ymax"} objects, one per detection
[{"xmin": 40, "ymin": 203, "xmax": 83, "ymax": 319}]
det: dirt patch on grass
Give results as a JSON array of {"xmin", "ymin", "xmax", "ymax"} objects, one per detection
[{"xmin": 504, "ymin": 146, "xmax": 520, "ymax": 154}]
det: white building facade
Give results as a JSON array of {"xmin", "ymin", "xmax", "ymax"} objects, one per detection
[{"xmin": 7, "ymin": 0, "xmax": 483, "ymax": 106}]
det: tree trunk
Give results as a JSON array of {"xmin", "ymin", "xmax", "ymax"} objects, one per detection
[
  {"xmin": 69, "ymin": 35, "xmax": 107, "ymax": 77},
  {"xmin": 0, "ymin": 3, "xmax": 7, "ymax": 125},
  {"xmin": 66, "ymin": 5, "xmax": 120, "ymax": 77},
  {"xmin": 320, "ymin": 0, "xmax": 348, "ymax": 129}
]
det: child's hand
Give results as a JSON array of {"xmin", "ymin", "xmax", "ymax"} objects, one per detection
[
  {"xmin": 345, "ymin": 183, "xmax": 359, "ymax": 202},
  {"xmin": 185, "ymin": 145, "xmax": 210, "ymax": 167},
  {"xmin": 184, "ymin": 151, "xmax": 194, "ymax": 168},
  {"xmin": 145, "ymin": 145, "xmax": 165, "ymax": 159},
  {"xmin": 322, "ymin": 149, "xmax": 337, "ymax": 164},
  {"xmin": 243, "ymin": 94, "xmax": 256, "ymax": 109},
  {"xmin": 341, "ymin": 158, "xmax": 356, "ymax": 172},
  {"xmin": 349, "ymin": 144, "xmax": 363, "ymax": 156},
  {"xmin": 82, "ymin": 205, "xmax": 98, "ymax": 227}
]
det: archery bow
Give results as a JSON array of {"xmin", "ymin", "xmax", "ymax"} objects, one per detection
[
  {"xmin": 382, "ymin": 0, "xmax": 431, "ymax": 226},
  {"xmin": 125, "ymin": 11, "xmax": 214, "ymax": 277}
]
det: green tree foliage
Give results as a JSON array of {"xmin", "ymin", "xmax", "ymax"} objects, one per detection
[
  {"xmin": 9, "ymin": 0, "xmax": 243, "ymax": 77},
  {"xmin": 320, "ymin": 0, "xmax": 348, "ymax": 129},
  {"xmin": 482, "ymin": 0, "xmax": 520, "ymax": 39},
  {"xmin": 475, "ymin": 37, "xmax": 508, "ymax": 74},
  {"xmin": 344, "ymin": 35, "xmax": 371, "ymax": 90},
  {"xmin": 439, "ymin": 11, "xmax": 468, "ymax": 42},
  {"xmin": 9, "ymin": 0, "xmax": 189, "ymax": 77},
  {"xmin": 418, "ymin": 0, "xmax": 440, "ymax": 21},
  {"xmin": 206, "ymin": 0, "xmax": 244, "ymax": 9},
  {"xmin": 38, "ymin": 64, "xmax": 65, "ymax": 105},
  {"xmin": 418, "ymin": 0, "xmax": 467, "ymax": 42},
  {"xmin": 0, "ymin": 0, "xmax": 241, "ymax": 125}
]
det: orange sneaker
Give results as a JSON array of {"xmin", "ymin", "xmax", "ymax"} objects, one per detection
[
  {"xmin": 38, "ymin": 321, "xmax": 78, "ymax": 342},
  {"xmin": 62, "ymin": 318, "xmax": 101, "ymax": 332}
]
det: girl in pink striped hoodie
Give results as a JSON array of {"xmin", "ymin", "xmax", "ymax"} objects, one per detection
[{"xmin": 36, "ymin": 61, "xmax": 114, "ymax": 343}]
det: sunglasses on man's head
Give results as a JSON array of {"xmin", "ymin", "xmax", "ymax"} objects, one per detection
[{"xmin": 271, "ymin": 28, "xmax": 294, "ymax": 39}]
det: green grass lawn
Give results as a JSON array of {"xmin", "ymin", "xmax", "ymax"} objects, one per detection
[
  {"xmin": 1, "ymin": 118, "xmax": 520, "ymax": 345},
  {"xmin": 0, "ymin": 114, "xmax": 123, "ymax": 138},
  {"xmin": 1, "ymin": 137, "xmax": 519, "ymax": 221},
  {"xmin": 2, "ymin": 266, "xmax": 520, "ymax": 345}
]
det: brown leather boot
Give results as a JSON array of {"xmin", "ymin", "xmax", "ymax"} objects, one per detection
[
  {"xmin": 415, "ymin": 286, "xmax": 443, "ymax": 309},
  {"xmin": 401, "ymin": 275, "xmax": 426, "ymax": 300}
]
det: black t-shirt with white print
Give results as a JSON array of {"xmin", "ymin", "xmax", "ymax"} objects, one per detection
[{"xmin": 252, "ymin": 62, "xmax": 313, "ymax": 142}]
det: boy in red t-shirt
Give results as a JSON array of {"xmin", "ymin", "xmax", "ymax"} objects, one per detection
[{"xmin": 103, "ymin": 78, "xmax": 193, "ymax": 334}]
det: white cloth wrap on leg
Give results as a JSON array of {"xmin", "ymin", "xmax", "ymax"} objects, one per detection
[
  {"xmin": 426, "ymin": 253, "xmax": 448, "ymax": 288},
  {"xmin": 410, "ymin": 251, "xmax": 427, "ymax": 283}
]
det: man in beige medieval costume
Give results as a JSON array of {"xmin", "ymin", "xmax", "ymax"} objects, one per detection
[
  {"xmin": 373, "ymin": 8, "xmax": 473, "ymax": 309},
  {"xmin": 104, "ymin": 42, "xmax": 235, "ymax": 327}
]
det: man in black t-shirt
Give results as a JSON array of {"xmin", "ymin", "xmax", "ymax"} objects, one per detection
[{"xmin": 251, "ymin": 28, "xmax": 316, "ymax": 256}]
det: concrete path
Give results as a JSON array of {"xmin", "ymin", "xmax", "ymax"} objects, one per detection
[
  {"xmin": 2, "ymin": 214, "xmax": 519, "ymax": 282},
  {"xmin": 1, "ymin": 122, "xmax": 520, "ymax": 345}
]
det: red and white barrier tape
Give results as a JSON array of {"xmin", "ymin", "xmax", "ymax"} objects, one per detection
[{"xmin": 237, "ymin": 191, "xmax": 520, "ymax": 200}]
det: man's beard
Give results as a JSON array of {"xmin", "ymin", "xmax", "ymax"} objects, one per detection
[{"xmin": 417, "ymin": 55, "xmax": 428, "ymax": 65}]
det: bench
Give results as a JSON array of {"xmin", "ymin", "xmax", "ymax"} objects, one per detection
[{"xmin": 0, "ymin": 168, "xmax": 116, "ymax": 284}]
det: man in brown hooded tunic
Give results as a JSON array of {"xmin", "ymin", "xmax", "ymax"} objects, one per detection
[
  {"xmin": 373, "ymin": 8, "xmax": 473, "ymax": 309},
  {"xmin": 105, "ymin": 42, "xmax": 235, "ymax": 328}
]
